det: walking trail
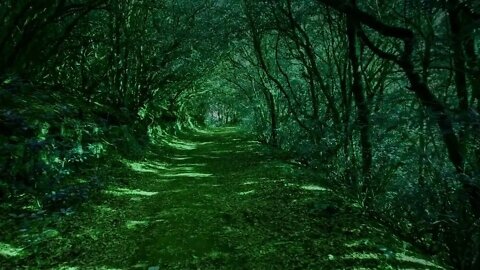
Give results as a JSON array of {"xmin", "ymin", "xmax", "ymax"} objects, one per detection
[{"xmin": 1, "ymin": 128, "xmax": 445, "ymax": 269}]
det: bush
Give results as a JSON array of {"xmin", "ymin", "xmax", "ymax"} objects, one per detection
[{"xmin": 0, "ymin": 76, "xmax": 108, "ymax": 207}]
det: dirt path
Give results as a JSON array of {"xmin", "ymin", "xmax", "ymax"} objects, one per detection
[{"xmin": 1, "ymin": 128, "xmax": 446, "ymax": 269}]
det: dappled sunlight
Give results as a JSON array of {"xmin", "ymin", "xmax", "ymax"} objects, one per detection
[
  {"xmin": 162, "ymin": 137, "xmax": 198, "ymax": 150},
  {"xmin": 242, "ymin": 181, "xmax": 258, "ymax": 185},
  {"xmin": 0, "ymin": 129, "xmax": 451, "ymax": 269},
  {"xmin": 242, "ymin": 179, "xmax": 284, "ymax": 185},
  {"xmin": 341, "ymin": 252, "xmax": 380, "ymax": 260},
  {"xmin": 120, "ymin": 157, "xmax": 215, "ymax": 183},
  {"xmin": 160, "ymin": 188, "xmax": 188, "ymax": 194},
  {"xmin": 106, "ymin": 188, "xmax": 158, "ymax": 197},
  {"xmin": 0, "ymin": 243, "xmax": 24, "ymax": 258},
  {"xmin": 194, "ymin": 154, "xmax": 221, "ymax": 159},
  {"xmin": 124, "ymin": 159, "xmax": 212, "ymax": 181},
  {"xmin": 184, "ymin": 163, "xmax": 207, "ymax": 167},
  {"xmin": 166, "ymin": 166, "xmax": 197, "ymax": 172},
  {"xmin": 299, "ymin": 184, "xmax": 329, "ymax": 191},
  {"xmin": 2, "ymin": 0, "xmax": 467, "ymax": 266},
  {"xmin": 345, "ymin": 239, "xmax": 372, "ymax": 248},
  {"xmin": 196, "ymin": 141, "xmax": 215, "ymax": 146},
  {"xmin": 210, "ymin": 150, "xmax": 235, "ymax": 154},
  {"xmin": 155, "ymin": 164, "xmax": 212, "ymax": 179},
  {"xmin": 159, "ymin": 172, "xmax": 213, "ymax": 178},
  {"xmin": 168, "ymin": 156, "xmax": 192, "ymax": 161},
  {"xmin": 209, "ymin": 149, "xmax": 252, "ymax": 155},
  {"xmin": 163, "ymin": 164, "xmax": 207, "ymax": 172},
  {"xmin": 197, "ymin": 183, "xmax": 222, "ymax": 187},
  {"xmin": 340, "ymin": 252, "xmax": 445, "ymax": 269},
  {"xmin": 125, "ymin": 160, "xmax": 167, "ymax": 173},
  {"xmin": 238, "ymin": 190, "xmax": 255, "ymax": 195},
  {"xmin": 148, "ymin": 161, "xmax": 170, "ymax": 168},
  {"xmin": 193, "ymin": 127, "xmax": 241, "ymax": 136},
  {"xmin": 126, "ymin": 220, "xmax": 149, "ymax": 230},
  {"xmin": 395, "ymin": 254, "xmax": 446, "ymax": 269},
  {"xmin": 21, "ymin": 203, "xmax": 42, "ymax": 212},
  {"xmin": 150, "ymin": 218, "xmax": 167, "ymax": 224}
]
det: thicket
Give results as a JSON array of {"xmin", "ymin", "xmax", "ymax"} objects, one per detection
[
  {"xmin": 0, "ymin": 0, "xmax": 235, "ymax": 210},
  {"xmin": 219, "ymin": 0, "xmax": 480, "ymax": 269},
  {"xmin": 2, "ymin": 0, "xmax": 480, "ymax": 269}
]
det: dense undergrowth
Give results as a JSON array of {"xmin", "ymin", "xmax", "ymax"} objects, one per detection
[
  {"xmin": 1, "ymin": 0, "xmax": 480, "ymax": 269},
  {"xmin": 0, "ymin": 75, "xmax": 184, "ymax": 214}
]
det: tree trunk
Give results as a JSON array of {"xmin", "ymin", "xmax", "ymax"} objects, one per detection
[
  {"xmin": 447, "ymin": 0, "xmax": 469, "ymax": 154},
  {"xmin": 315, "ymin": 0, "xmax": 480, "ymax": 217},
  {"xmin": 346, "ymin": 1, "xmax": 372, "ymax": 194}
]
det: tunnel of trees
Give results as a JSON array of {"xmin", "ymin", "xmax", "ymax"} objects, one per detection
[{"xmin": 1, "ymin": 0, "xmax": 480, "ymax": 269}]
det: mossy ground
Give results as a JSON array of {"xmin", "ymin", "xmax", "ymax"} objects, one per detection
[{"xmin": 1, "ymin": 128, "xmax": 446, "ymax": 269}]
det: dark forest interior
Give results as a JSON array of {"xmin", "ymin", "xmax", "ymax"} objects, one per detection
[{"xmin": 1, "ymin": 0, "xmax": 480, "ymax": 269}]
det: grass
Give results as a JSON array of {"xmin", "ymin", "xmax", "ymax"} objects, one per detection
[{"xmin": 0, "ymin": 128, "xmax": 446, "ymax": 269}]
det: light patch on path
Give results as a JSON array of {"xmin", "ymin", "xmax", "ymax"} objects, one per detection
[
  {"xmin": 242, "ymin": 181, "xmax": 257, "ymax": 185},
  {"xmin": 159, "ymin": 172, "xmax": 213, "ymax": 178},
  {"xmin": 168, "ymin": 156, "xmax": 192, "ymax": 161},
  {"xmin": 106, "ymin": 188, "xmax": 158, "ymax": 197},
  {"xmin": 17, "ymin": 128, "xmax": 444, "ymax": 269},
  {"xmin": 0, "ymin": 242, "xmax": 24, "ymax": 258},
  {"xmin": 126, "ymin": 220, "xmax": 149, "ymax": 229},
  {"xmin": 126, "ymin": 161, "xmax": 167, "ymax": 173},
  {"xmin": 238, "ymin": 190, "xmax": 255, "ymax": 195},
  {"xmin": 300, "ymin": 184, "xmax": 329, "ymax": 191},
  {"xmin": 162, "ymin": 138, "xmax": 198, "ymax": 150},
  {"xmin": 341, "ymin": 252, "xmax": 445, "ymax": 269}
]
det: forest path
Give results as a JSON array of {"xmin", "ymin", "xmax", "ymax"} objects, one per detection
[
  {"xmin": 2, "ymin": 128, "xmax": 445, "ymax": 269},
  {"xmin": 98, "ymin": 127, "xmax": 443, "ymax": 269}
]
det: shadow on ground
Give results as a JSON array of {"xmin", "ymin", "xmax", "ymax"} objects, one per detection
[{"xmin": 0, "ymin": 128, "xmax": 446, "ymax": 269}]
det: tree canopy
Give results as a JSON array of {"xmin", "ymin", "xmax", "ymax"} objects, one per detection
[{"xmin": 1, "ymin": 0, "xmax": 480, "ymax": 269}]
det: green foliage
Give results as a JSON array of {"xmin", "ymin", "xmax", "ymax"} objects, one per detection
[
  {"xmin": 0, "ymin": 76, "xmax": 105, "ymax": 202},
  {"xmin": 1, "ymin": 0, "xmax": 480, "ymax": 269},
  {"xmin": 225, "ymin": 0, "xmax": 480, "ymax": 268},
  {"xmin": 0, "ymin": 0, "xmax": 238, "ymax": 210}
]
